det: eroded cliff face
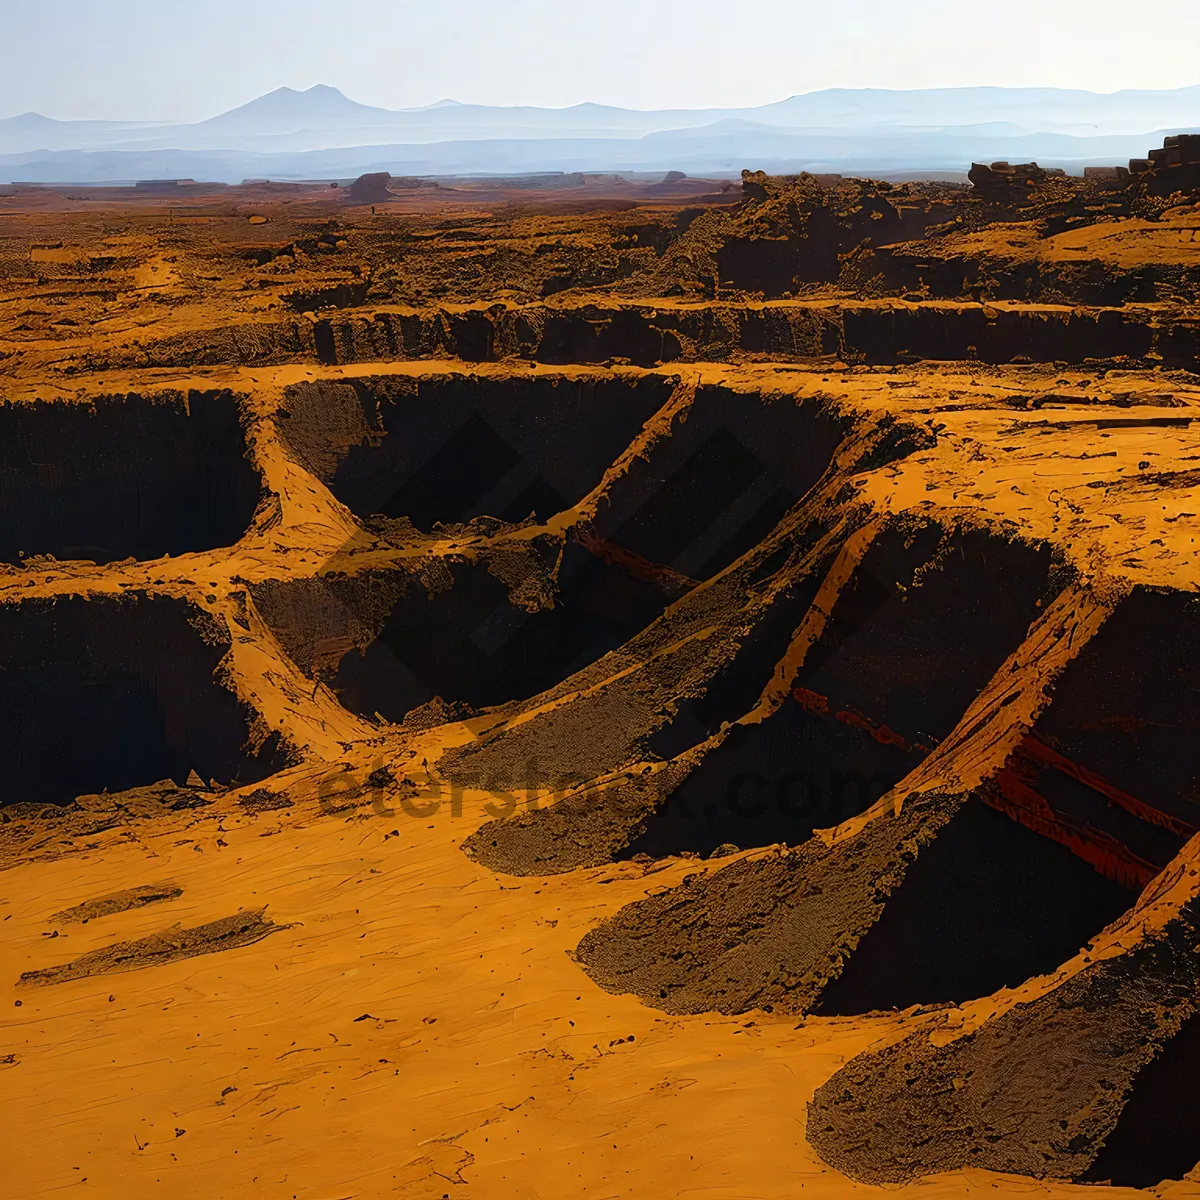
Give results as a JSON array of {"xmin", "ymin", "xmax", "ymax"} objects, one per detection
[{"xmin": 4, "ymin": 170, "xmax": 1200, "ymax": 1198}]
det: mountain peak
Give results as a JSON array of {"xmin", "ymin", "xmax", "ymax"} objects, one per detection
[
  {"xmin": 0, "ymin": 111, "xmax": 62, "ymax": 127},
  {"xmin": 200, "ymin": 84, "xmax": 393, "ymax": 129},
  {"xmin": 289, "ymin": 84, "xmax": 348, "ymax": 99}
]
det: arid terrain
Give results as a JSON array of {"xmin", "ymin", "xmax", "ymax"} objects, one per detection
[{"xmin": 4, "ymin": 158, "xmax": 1200, "ymax": 1198}]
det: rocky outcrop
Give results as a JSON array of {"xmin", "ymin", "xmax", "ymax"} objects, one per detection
[
  {"xmin": 968, "ymin": 161, "xmax": 1066, "ymax": 193},
  {"xmin": 346, "ymin": 171, "xmax": 393, "ymax": 204}
]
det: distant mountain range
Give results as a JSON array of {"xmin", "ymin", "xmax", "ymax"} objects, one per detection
[{"xmin": 2, "ymin": 83, "xmax": 1198, "ymax": 184}]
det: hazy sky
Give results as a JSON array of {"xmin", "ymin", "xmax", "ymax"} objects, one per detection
[{"xmin": 4, "ymin": 0, "xmax": 1200, "ymax": 121}]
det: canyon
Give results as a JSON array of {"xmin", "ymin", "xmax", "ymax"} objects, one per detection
[{"xmin": 3, "ymin": 159, "xmax": 1200, "ymax": 1197}]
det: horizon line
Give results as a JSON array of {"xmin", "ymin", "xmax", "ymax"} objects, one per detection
[{"xmin": 10, "ymin": 79, "xmax": 1200, "ymax": 127}]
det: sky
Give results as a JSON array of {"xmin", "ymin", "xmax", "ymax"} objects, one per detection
[{"xmin": 3, "ymin": 0, "xmax": 1200, "ymax": 121}]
